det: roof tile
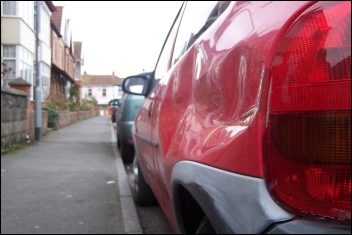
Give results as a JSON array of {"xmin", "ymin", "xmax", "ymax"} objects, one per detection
[
  {"xmin": 51, "ymin": 6, "xmax": 63, "ymax": 35},
  {"xmin": 82, "ymin": 74, "xmax": 123, "ymax": 86}
]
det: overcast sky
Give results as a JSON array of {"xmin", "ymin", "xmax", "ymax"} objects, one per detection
[{"xmin": 52, "ymin": 1, "xmax": 183, "ymax": 78}]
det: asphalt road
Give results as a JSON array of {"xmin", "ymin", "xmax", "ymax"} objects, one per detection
[
  {"xmin": 124, "ymin": 164, "xmax": 174, "ymax": 234},
  {"xmin": 112, "ymin": 121, "xmax": 174, "ymax": 234}
]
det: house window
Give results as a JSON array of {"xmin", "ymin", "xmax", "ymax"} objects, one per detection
[
  {"xmin": 102, "ymin": 88, "xmax": 107, "ymax": 97},
  {"xmin": 75, "ymin": 65, "xmax": 80, "ymax": 80},
  {"xmin": 41, "ymin": 63, "xmax": 50, "ymax": 100},
  {"xmin": 88, "ymin": 88, "xmax": 92, "ymax": 96},
  {"xmin": 3, "ymin": 1, "xmax": 16, "ymax": 15},
  {"xmin": 2, "ymin": 60, "xmax": 16, "ymax": 85},
  {"xmin": 65, "ymin": 51, "xmax": 69, "ymax": 71},
  {"xmin": 41, "ymin": 6, "xmax": 50, "ymax": 45},
  {"xmin": 3, "ymin": 45, "xmax": 16, "ymax": 57},
  {"xmin": 21, "ymin": 1, "xmax": 34, "ymax": 28},
  {"xmin": 118, "ymin": 86, "xmax": 122, "ymax": 97},
  {"xmin": 52, "ymin": 38, "xmax": 56, "ymax": 63},
  {"xmin": 2, "ymin": 45, "xmax": 16, "ymax": 81},
  {"xmin": 60, "ymin": 45, "xmax": 64, "ymax": 67},
  {"xmin": 20, "ymin": 46, "xmax": 33, "ymax": 85}
]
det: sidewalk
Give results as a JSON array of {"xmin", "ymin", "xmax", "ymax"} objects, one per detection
[{"xmin": 1, "ymin": 116, "xmax": 142, "ymax": 234}]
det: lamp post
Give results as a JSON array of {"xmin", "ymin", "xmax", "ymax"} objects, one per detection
[{"xmin": 35, "ymin": 1, "xmax": 42, "ymax": 140}]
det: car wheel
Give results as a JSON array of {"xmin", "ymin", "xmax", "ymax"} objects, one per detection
[
  {"xmin": 119, "ymin": 139, "xmax": 134, "ymax": 164},
  {"xmin": 195, "ymin": 216, "xmax": 216, "ymax": 234},
  {"xmin": 131, "ymin": 157, "xmax": 157, "ymax": 206},
  {"xmin": 117, "ymin": 136, "xmax": 121, "ymax": 150}
]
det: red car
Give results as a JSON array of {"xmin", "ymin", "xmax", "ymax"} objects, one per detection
[{"xmin": 123, "ymin": 1, "xmax": 351, "ymax": 233}]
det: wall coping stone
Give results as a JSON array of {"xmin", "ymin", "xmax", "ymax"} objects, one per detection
[
  {"xmin": 1, "ymin": 87, "xmax": 27, "ymax": 97},
  {"xmin": 8, "ymin": 77, "xmax": 32, "ymax": 86}
]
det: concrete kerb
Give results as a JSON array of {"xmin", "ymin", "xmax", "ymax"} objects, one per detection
[{"xmin": 110, "ymin": 123, "xmax": 142, "ymax": 234}]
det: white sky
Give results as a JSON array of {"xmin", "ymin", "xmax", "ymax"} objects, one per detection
[{"xmin": 52, "ymin": 1, "xmax": 183, "ymax": 78}]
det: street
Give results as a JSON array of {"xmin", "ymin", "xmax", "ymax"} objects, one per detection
[
  {"xmin": 124, "ymin": 164, "xmax": 173, "ymax": 234},
  {"xmin": 111, "ymin": 122, "xmax": 174, "ymax": 234}
]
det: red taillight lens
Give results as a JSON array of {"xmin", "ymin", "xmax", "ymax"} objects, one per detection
[{"xmin": 265, "ymin": 1, "xmax": 351, "ymax": 223}]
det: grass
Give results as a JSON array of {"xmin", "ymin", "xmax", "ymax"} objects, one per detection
[{"xmin": 1, "ymin": 140, "xmax": 34, "ymax": 155}]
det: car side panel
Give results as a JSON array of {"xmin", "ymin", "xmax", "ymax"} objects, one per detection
[
  {"xmin": 135, "ymin": 87, "xmax": 166, "ymax": 204},
  {"xmin": 134, "ymin": 98, "xmax": 159, "ymax": 191},
  {"xmin": 150, "ymin": 0, "xmax": 314, "ymax": 230},
  {"xmin": 155, "ymin": 0, "xmax": 311, "ymax": 184}
]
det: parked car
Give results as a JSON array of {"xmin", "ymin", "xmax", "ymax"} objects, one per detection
[
  {"xmin": 115, "ymin": 93, "xmax": 145, "ymax": 163},
  {"xmin": 108, "ymin": 98, "xmax": 121, "ymax": 122},
  {"xmin": 123, "ymin": 1, "xmax": 351, "ymax": 234}
]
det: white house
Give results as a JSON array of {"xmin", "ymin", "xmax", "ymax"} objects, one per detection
[{"xmin": 81, "ymin": 71, "xmax": 123, "ymax": 106}]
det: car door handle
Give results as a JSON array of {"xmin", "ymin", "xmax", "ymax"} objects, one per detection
[{"xmin": 148, "ymin": 102, "xmax": 153, "ymax": 118}]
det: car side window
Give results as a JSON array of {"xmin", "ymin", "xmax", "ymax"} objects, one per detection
[
  {"xmin": 154, "ymin": 3, "xmax": 185, "ymax": 81},
  {"xmin": 172, "ymin": 1, "xmax": 229, "ymax": 65}
]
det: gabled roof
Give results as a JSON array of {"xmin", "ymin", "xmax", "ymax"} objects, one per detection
[
  {"xmin": 51, "ymin": 5, "xmax": 72, "ymax": 47},
  {"xmin": 45, "ymin": 1, "xmax": 56, "ymax": 12},
  {"xmin": 82, "ymin": 73, "xmax": 124, "ymax": 87},
  {"xmin": 113, "ymin": 76, "xmax": 123, "ymax": 86},
  {"xmin": 51, "ymin": 6, "xmax": 63, "ymax": 36}
]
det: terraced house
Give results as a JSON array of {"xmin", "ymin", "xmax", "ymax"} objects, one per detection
[{"xmin": 1, "ymin": 1, "xmax": 82, "ymax": 105}]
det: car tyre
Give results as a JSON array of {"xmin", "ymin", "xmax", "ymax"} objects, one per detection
[
  {"xmin": 131, "ymin": 157, "xmax": 157, "ymax": 206},
  {"xmin": 118, "ymin": 138, "xmax": 134, "ymax": 164},
  {"xmin": 195, "ymin": 216, "xmax": 216, "ymax": 234}
]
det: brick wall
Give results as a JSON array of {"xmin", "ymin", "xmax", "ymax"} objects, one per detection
[
  {"xmin": 1, "ymin": 87, "xmax": 28, "ymax": 148},
  {"xmin": 56, "ymin": 108, "xmax": 100, "ymax": 129},
  {"xmin": 1, "ymin": 86, "xmax": 100, "ymax": 150}
]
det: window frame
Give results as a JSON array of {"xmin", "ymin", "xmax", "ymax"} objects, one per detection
[
  {"xmin": 2, "ymin": 45, "xmax": 17, "ymax": 81},
  {"xmin": 2, "ymin": 1, "xmax": 16, "ymax": 16},
  {"xmin": 153, "ymin": 2, "xmax": 186, "ymax": 81}
]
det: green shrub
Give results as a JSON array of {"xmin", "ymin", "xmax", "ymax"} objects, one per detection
[
  {"xmin": 43, "ymin": 107, "xmax": 59, "ymax": 129},
  {"xmin": 68, "ymin": 101, "xmax": 80, "ymax": 111},
  {"xmin": 80, "ymin": 97, "xmax": 97, "ymax": 111},
  {"xmin": 45, "ymin": 94, "xmax": 68, "ymax": 110}
]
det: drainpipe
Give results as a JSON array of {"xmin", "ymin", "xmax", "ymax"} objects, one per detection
[{"xmin": 35, "ymin": 1, "xmax": 42, "ymax": 140}]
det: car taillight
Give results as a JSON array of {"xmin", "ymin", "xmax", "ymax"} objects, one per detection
[{"xmin": 264, "ymin": 1, "xmax": 351, "ymax": 223}]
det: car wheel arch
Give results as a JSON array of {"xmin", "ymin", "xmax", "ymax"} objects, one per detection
[
  {"xmin": 171, "ymin": 161, "xmax": 295, "ymax": 234},
  {"xmin": 171, "ymin": 162, "xmax": 223, "ymax": 234}
]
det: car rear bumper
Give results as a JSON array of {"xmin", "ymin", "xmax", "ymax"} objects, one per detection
[{"xmin": 171, "ymin": 161, "xmax": 351, "ymax": 234}]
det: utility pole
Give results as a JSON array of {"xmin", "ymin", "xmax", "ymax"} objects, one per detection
[{"xmin": 35, "ymin": 1, "xmax": 42, "ymax": 140}]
